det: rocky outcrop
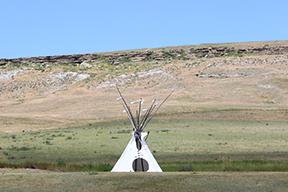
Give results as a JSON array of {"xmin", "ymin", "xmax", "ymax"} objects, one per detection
[
  {"xmin": 189, "ymin": 46, "xmax": 288, "ymax": 58},
  {"xmin": 0, "ymin": 51, "xmax": 157, "ymax": 66},
  {"xmin": 0, "ymin": 44, "xmax": 288, "ymax": 66}
]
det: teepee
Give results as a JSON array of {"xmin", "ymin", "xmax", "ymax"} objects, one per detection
[{"xmin": 111, "ymin": 87, "xmax": 173, "ymax": 172}]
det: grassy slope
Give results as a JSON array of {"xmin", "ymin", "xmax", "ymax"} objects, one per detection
[{"xmin": 1, "ymin": 169, "xmax": 288, "ymax": 192}]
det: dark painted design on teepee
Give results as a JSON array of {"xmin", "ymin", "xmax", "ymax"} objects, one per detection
[{"xmin": 132, "ymin": 158, "xmax": 149, "ymax": 172}]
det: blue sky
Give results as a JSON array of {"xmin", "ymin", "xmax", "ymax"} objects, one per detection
[{"xmin": 0, "ymin": 0, "xmax": 287, "ymax": 58}]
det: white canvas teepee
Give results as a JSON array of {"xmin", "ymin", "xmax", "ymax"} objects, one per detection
[
  {"xmin": 111, "ymin": 87, "xmax": 173, "ymax": 172},
  {"xmin": 111, "ymin": 132, "xmax": 162, "ymax": 172}
]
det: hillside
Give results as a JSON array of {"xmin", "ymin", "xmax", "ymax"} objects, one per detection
[
  {"xmin": 1, "ymin": 40, "xmax": 288, "ymax": 175},
  {"xmin": 1, "ymin": 41, "xmax": 288, "ymax": 132}
]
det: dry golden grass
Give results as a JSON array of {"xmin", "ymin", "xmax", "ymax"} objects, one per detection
[{"xmin": 1, "ymin": 169, "xmax": 288, "ymax": 192}]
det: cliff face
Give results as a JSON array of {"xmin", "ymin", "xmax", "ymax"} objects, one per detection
[
  {"xmin": 1, "ymin": 42, "xmax": 288, "ymax": 66},
  {"xmin": 1, "ymin": 41, "xmax": 288, "ymax": 132}
]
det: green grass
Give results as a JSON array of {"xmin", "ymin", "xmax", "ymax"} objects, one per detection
[
  {"xmin": 1, "ymin": 160, "xmax": 288, "ymax": 172},
  {"xmin": 162, "ymin": 160, "xmax": 288, "ymax": 172},
  {"xmin": 1, "ymin": 118, "xmax": 288, "ymax": 172}
]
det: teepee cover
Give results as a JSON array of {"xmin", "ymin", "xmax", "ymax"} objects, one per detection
[{"xmin": 111, "ymin": 132, "xmax": 162, "ymax": 172}]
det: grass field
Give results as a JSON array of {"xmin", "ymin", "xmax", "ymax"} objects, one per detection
[
  {"xmin": 1, "ymin": 115, "xmax": 288, "ymax": 172},
  {"xmin": 1, "ymin": 169, "xmax": 288, "ymax": 192}
]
